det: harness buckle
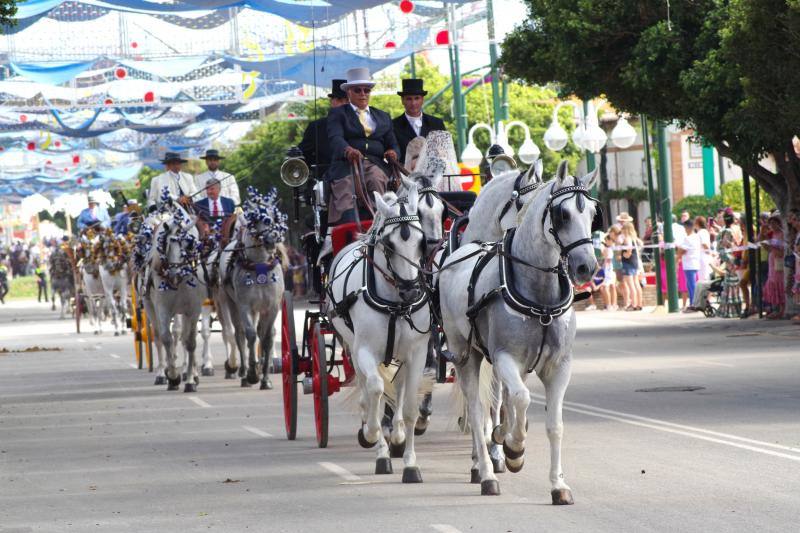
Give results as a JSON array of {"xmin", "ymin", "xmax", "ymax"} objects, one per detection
[{"xmin": 539, "ymin": 314, "xmax": 553, "ymax": 326}]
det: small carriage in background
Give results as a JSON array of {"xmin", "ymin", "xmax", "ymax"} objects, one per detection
[{"xmin": 276, "ymin": 139, "xmax": 481, "ymax": 448}]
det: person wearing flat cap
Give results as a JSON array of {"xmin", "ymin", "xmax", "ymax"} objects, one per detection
[
  {"xmin": 299, "ymin": 78, "xmax": 349, "ymax": 182},
  {"xmin": 147, "ymin": 152, "xmax": 198, "ymax": 209},
  {"xmin": 392, "ymin": 78, "xmax": 446, "ymax": 163},
  {"xmin": 326, "ymin": 67, "xmax": 401, "ymax": 225},
  {"xmin": 194, "ymin": 149, "xmax": 240, "ymax": 205}
]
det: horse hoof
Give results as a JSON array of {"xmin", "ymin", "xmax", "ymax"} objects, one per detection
[
  {"xmin": 94, "ymin": 331, "xmax": 99, "ymax": 335},
  {"xmin": 114, "ymin": 331, "xmax": 119, "ymax": 337},
  {"xmin": 201, "ymin": 367, "xmax": 215, "ymax": 377},
  {"xmin": 241, "ymin": 378, "xmax": 252, "ymax": 388},
  {"xmin": 121, "ymin": 330, "xmax": 127, "ymax": 335},
  {"xmin": 470, "ymin": 468, "xmax": 480, "ymax": 484},
  {"xmin": 184, "ymin": 383, "xmax": 196, "ymax": 393},
  {"xmin": 492, "ymin": 457, "xmax": 507, "ymax": 474},
  {"xmin": 224, "ymin": 371, "xmax": 236, "ymax": 379},
  {"xmin": 502, "ymin": 441, "xmax": 525, "ymax": 461},
  {"xmin": 167, "ymin": 376, "xmax": 181, "ymax": 389},
  {"xmin": 389, "ymin": 439, "xmax": 406, "ymax": 458},
  {"xmin": 167, "ymin": 383, "xmax": 180, "ymax": 391},
  {"xmin": 505, "ymin": 456, "xmax": 524, "ymax": 474},
  {"xmin": 375, "ymin": 457, "xmax": 393, "ymax": 475},
  {"xmin": 481, "ymin": 480, "xmax": 500, "ymax": 496},
  {"xmin": 260, "ymin": 379, "xmax": 273, "ymax": 390},
  {"xmin": 246, "ymin": 372, "xmax": 260, "ymax": 385},
  {"xmin": 194, "ymin": 375, "xmax": 200, "ymax": 385},
  {"xmin": 402, "ymin": 466, "xmax": 422, "ymax": 484},
  {"xmin": 224, "ymin": 360, "xmax": 237, "ymax": 375},
  {"xmin": 414, "ymin": 416, "xmax": 429, "ymax": 436},
  {"xmin": 181, "ymin": 372, "xmax": 188, "ymax": 382},
  {"xmin": 491, "ymin": 425, "xmax": 504, "ymax": 445},
  {"xmin": 154, "ymin": 376, "xmax": 166, "ymax": 386},
  {"xmin": 551, "ymin": 489, "xmax": 574, "ymax": 505},
  {"xmin": 357, "ymin": 428, "xmax": 376, "ymax": 449}
]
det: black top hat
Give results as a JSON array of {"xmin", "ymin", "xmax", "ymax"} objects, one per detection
[
  {"xmin": 397, "ymin": 78, "xmax": 428, "ymax": 96},
  {"xmin": 486, "ymin": 144, "xmax": 506, "ymax": 158},
  {"xmin": 200, "ymin": 149, "xmax": 225, "ymax": 160},
  {"xmin": 161, "ymin": 152, "xmax": 188, "ymax": 163},
  {"xmin": 327, "ymin": 79, "xmax": 347, "ymax": 99}
]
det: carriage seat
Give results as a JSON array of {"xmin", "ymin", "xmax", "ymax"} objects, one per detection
[
  {"xmin": 439, "ymin": 191, "xmax": 477, "ymax": 215},
  {"xmin": 331, "ymin": 220, "xmax": 373, "ymax": 256}
]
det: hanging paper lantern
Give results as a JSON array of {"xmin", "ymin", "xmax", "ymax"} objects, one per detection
[
  {"xmin": 297, "ymin": 87, "xmax": 305, "ymax": 96},
  {"xmin": 54, "ymin": 141, "xmax": 61, "ymax": 148},
  {"xmin": 104, "ymin": 98, "xmax": 114, "ymax": 105},
  {"xmin": 385, "ymin": 41, "xmax": 397, "ymax": 48},
  {"xmin": 20, "ymin": 115, "xmax": 28, "ymax": 123},
  {"xmin": 73, "ymin": 155, "xmax": 80, "ymax": 164},
  {"xmin": 287, "ymin": 112, "xmax": 296, "ymax": 119},
  {"xmin": 0, "ymin": 147, "xmax": 5, "ymax": 152},
  {"xmin": 435, "ymin": 30, "xmax": 450, "ymax": 45},
  {"xmin": 64, "ymin": 168, "xmax": 69, "ymax": 172},
  {"xmin": 76, "ymin": 177, "xmax": 83, "ymax": 184},
  {"xmin": 400, "ymin": 0, "xmax": 414, "ymax": 14},
  {"xmin": 115, "ymin": 68, "xmax": 127, "ymax": 80},
  {"xmin": 27, "ymin": 142, "xmax": 35, "ymax": 150},
  {"xmin": 131, "ymin": 41, "xmax": 138, "ymax": 49},
  {"xmin": 46, "ymin": 160, "xmax": 52, "ymax": 165},
  {"xmin": 144, "ymin": 91, "xmax": 155, "ymax": 103}
]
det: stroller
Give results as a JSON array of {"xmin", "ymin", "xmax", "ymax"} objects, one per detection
[{"xmin": 701, "ymin": 277, "xmax": 724, "ymax": 317}]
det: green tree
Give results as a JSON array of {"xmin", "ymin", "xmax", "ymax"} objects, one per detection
[
  {"xmin": 0, "ymin": 0, "xmax": 17, "ymax": 28},
  {"xmin": 720, "ymin": 179, "xmax": 776, "ymax": 214},
  {"xmin": 501, "ymin": 0, "xmax": 800, "ymax": 214}
]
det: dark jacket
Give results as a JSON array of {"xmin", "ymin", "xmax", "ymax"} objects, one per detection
[
  {"xmin": 326, "ymin": 104, "xmax": 400, "ymax": 182},
  {"xmin": 298, "ymin": 116, "xmax": 333, "ymax": 180},
  {"xmin": 195, "ymin": 196, "xmax": 235, "ymax": 222},
  {"xmin": 392, "ymin": 113, "xmax": 447, "ymax": 162}
]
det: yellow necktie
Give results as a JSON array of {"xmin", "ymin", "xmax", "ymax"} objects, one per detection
[{"xmin": 357, "ymin": 108, "xmax": 373, "ymax": 136}]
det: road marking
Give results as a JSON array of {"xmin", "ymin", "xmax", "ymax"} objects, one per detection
[
  {"xmin": 109, "ymin": 353, "xmax": 120, "ymax": 359},
  {"xmin": 531, "ymin": 395, "xmax": 800, "ymax": 462},
  {"xmin": 128, "ymin": 363, "xmax": 138, "ymax": 369},
  {"xmin": 188, "ymin": 397, "xmax": 211, "ymax": 408},
  {"xmin": 695, "ymin": 359, "xmax": 734, "ymax": 368},
  {"xmin": 318, "ymin": 462, "xmax": 361, "ymax": 482},
  {"xmin": 605, "ymin": 348, "xmax": 635, "ymax": 354},
  {"xmin": 431, "ymin": 525, "xmax": 463, "ymax": 533},
  {"xmin": 77, "ymin": 339, "xmax": 86, "ymax": 343},
  {"xmin": 242, "ymin": 425, "xmax": 272, "ymax": 438}
]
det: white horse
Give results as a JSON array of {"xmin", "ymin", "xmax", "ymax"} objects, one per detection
[
  {"xmin": 98, "ymin": 233, "xmax": 130, "ymax": 336},
  {"xmin": 78, "ymin": 235, "xmax": 107, "ymax": 335},
  {"xmin": 439, "ymin": 163, "xmax": 598, "ymax": 502},
  {"xmin": 198, "ymin": 242, "xmax": 236, "ymax": 378},
  {"xmin": 219, "ymin": 187, "xmax": 287, "ymax": 389},
  {"xmin": 149, "ymin": 198, "xmax": 206, "ymax": 392},
  {"xmin": 326, "ymin": 185, "xmax": 430, "ymax": 481},
  {"xmin": 48, "ymin": 245, "xmax": 74, "ymax": 319}
]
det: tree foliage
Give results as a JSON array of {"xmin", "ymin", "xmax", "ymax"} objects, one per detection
[
  {"xmin": 501, "ymin": 0, "xmax": 800, "ymax": 212},
  {"xmin": 720, "ymin": 179, "xmax": 776, "ymax": 213},
  {"xmin": 0, "ymin": 0, "xmax": 17, "ymax": 29},
  {"xmin": 672, "ymin": 195, "xmax": 725, "ymax": 220}
]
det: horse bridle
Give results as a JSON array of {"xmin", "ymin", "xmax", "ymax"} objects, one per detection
[
  {"xmin": 541, "ymin": 180, "xmax": 599, "ymax": 260},
  {"xmin": 373, "ymin": 204, "xmax": 425, "ymax": 299}
]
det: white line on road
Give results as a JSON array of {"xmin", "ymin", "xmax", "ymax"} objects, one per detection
[
  {"xmin": 318, "ymin": 462, "xmax": 361, "ymax": 482},
  {"xmin": 605, "ymin": 348, "xmax": 635, "ymax": 354},
  {"xmin": 531, "ymin": 394, "xmax": 800, "ymax": 462},
  {"xmin": 109, "ymin": 353, "xmax": 120, "ymax": 359},
  {"xmin": 695, "ymin": 359, "xmax": 734, "ymax": 368},
  {"xmin": 188, "ymin": 397, "xmax": 211, "ymax": 408},
  {"xmin": 77, "ymin": 339, "xmax": 86, "ymax": 343},
  {"xmin": 430, "ymin": 525, "xmax": 463, "ymax": 533},
  {"xmin": 242, "ymin": 425, "xmax": 273, "ymax": 438}
]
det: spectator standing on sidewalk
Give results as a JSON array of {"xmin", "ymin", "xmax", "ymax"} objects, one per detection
[
  {"xmin": 762, "ymin": 214, "xmax": 785, "ymax": 319},
  {"xmin": 679, "ymin": 219, "xmax": 702, "ymax": 309},
  {"xmin": 601, "ymin": 232, "xmax": 618, "ymax": 310},
  {"xmin": 788, "ymin": 209, "xmax": 800, "ymax": 322},
  {"xmin": 717, "ymin": 210, "xmax": 742, "ymax": 317},
  {"xmin": 695, "ymin": 216, "xmax": 712, "ymax": 281},
  {"xmin": 621, "ymin": 221, "xmax": 643, "ymax": 311}
]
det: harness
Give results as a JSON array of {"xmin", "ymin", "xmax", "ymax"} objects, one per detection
[
  {"xmin": 327, "ymin": 210, "xmax": 430, "ymax": 367},
  {"xmin": 463, "ymin": 181, "xmax": 596, "ymax": 373},
  {"xmin": 498, "ymin": 171, "xmax": 542, "ymax": 222}
]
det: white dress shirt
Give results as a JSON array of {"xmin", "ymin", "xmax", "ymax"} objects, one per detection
[
  {"xmin": 194, "ymin": 170, "xmax": 240, "ymax": 204},
  {"xmin": 405, "ymin": 113, "xmax": 423, "ymax": 136},
  {"xmin": 147, "ymin": 171, "xmax": 198, "ymax": 207},
  {"xmin": 350, "ymin": 103, "xmax": 376, "ymax": 133}
]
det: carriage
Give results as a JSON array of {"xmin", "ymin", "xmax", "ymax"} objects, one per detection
[{"xmin": 277, "ymin": 142, "xmax": 478, "ymax": 449}]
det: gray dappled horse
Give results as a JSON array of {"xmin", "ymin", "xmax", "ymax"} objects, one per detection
[
  {"xmin": 149, "ymin": 196, "xmax": 205, "ymax": 392},
  {"xmin": 49, "ymin": 244, "xmax": 75, "ymax": 319},
  {"xmin": 219, "ymin": 187, "xmax": 286, "ymax": 390},
  {"xmin": 439, "ymin": 162, "xmax": 598, "ymax": 503}
]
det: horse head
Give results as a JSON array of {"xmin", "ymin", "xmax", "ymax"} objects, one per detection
[
  {"xmin": 241, "ymin": 186, "xmax": 288, "ymax": 259},
  {"xmin": 156, "ymin": 202, "xmax": 200, "ymax": 289},
  {"xmin": 372, "ymin": 185, "xmax": 425, "ymax": 303},
  {"xmin": 543, "ymin": 161, "xmax": 599, "ymax": 284},
  {"xmin": 401, "ymin": 173, "xmax": 445, "ymax": 257}
]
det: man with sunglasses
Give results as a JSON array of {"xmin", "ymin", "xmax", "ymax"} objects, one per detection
[{"xmin": 326, "ymin": 67, "xmax": 400, "ymax": 225}]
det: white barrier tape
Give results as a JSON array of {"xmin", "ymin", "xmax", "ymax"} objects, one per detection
[{"xmin": 597, "ymin": 238, "xmax": 786, "ymax": 254}]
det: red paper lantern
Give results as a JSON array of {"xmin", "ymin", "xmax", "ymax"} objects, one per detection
[
  {"xmin": 385, "ymin": 41, "xmax": 397, "ymax": 48},
  {"xmin": 287, "ymin": 112, "xmax": 296, "ymax": 119},
  {"xmin": 64, "ymin": 168, "xmax": 69, "ymax": 172},
  {"xmin": 130, "ymin": 41, "xmax": 138, "ymax": 48},
  {"xmin": 27, "ymin": 142, "xmax": 35, "ymax": 150},
  {"xmin": 400, "ymin": 0, "xmax": 414, "ymax": 14},
  {"xmin": 435, "ymin": 30, "xmax": 450, "ymax": 45},
  {"xmin": 144, "ymin": 91, "xmax": 155, "ymax": 103},
  {"xmin": 73, "ymin": 155, "xmax": 80, "ymax": 164},
  {"xmin": 20, "ymin": 114, "xmax": 28, "ymax": 123},
  {"xmin": 115, "ymin": 68, "xmax": 127, "ymax": 79},
  {"xmin": 46, "ymin": 160, "xmax": 52, "ymax": 165},
  {"xmin": 54, "ymin": 141, "xmax": 61, "ymax": 147},
  {"xmin": 104, "ymin": 98, "xmax": 114, "ymax": 105},
  {"xmin": 76, "ymin": 177, "xmax": 83, "ymax": 184},
  {"xmin": 0, "ymin": 147, "xmax": 5, "ymax": 151}
]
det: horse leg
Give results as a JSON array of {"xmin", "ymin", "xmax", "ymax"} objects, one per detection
[
  {"xmin": 494, "ymin": 351, "xmax": 529, "ymax": 475},
  {"xmin": 238, "ymin": 305, "xmax": 256, "ymax": 387},
  {"xmin": 488, "ymin": 374, "xmax": 507, "ymax": 473},
  {"xmin": 399, "ymin": 341, "xmax": 426, "ymax": 483},
  {"xmin": 541, "ymin": 360, "xmax": 574, "ymax": 505},
  {"xmin": 183, "ymin": 314, "xmax": 199, "ymax": 393},
  {"xmin": 354, "ymin": 345, "xmax": 390, "ymax": 473},
  {"xmin": 458, "ymin": 352, "xmax": 499, "ymax": 495},
  {"xmin": 118, "ymin": 283, "xmax": 128, "ymax": 335},
  {"xmin": 106, "ymin": 288, "xmax": 120, "ymax": 336},
  {"xmin": 159, "ymin": 315, "xmax": 180, "ymax": 390},
  {"xmin": 200, "ymin": 300, "xmax": 215, "ymax": 376},
  {"xmin": 173, "ymin": 316, "xmax": 188, "ymax": 381},
  {"xmin": 258, "ymin": 309, "xmax": 278, "ymax": 390}
]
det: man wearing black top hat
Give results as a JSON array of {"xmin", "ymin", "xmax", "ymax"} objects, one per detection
[
  {"xmin": 392, "ymin": 78, "xmax": 446, "ymax": 163},
  {"xmin": 299, "ymin": 78, "xmax": 349, "ymax": 181}
]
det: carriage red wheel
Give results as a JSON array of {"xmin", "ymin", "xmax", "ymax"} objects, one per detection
[
  {"xmin": 281, "ymin": 291, "xmax": 298, "ymax": 440},
  {"xmin": 310, "ymin": 322, "xmax": 329, "ymax": 448}
]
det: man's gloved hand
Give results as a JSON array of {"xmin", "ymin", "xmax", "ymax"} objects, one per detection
[
  {"xmin": 178, "ymin": 195, "xmax": 192, "ymax": 208},
  {"xmin": 384, "ymin": 149, "xmax": 398, "ymax": 162},
  {"xmin": 345, "ymin": 146, "xmax": 363, "ymax": 164}
]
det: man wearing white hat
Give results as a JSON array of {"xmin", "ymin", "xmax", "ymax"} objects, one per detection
[
  {"xmin": 147, "ymin": 152, "xmax": 198, "ymax": 209},
  {"xmin": 326, "ymin": 67, "xmax": 400, "ymax": 225},
  {"xmin": 76, "ymin": 192, "xmax": 111, "ymax": 232}
]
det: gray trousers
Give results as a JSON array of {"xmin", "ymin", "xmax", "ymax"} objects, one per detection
[{"xmin": 328, "ymin": 160, "xmax": 388, "ymax": 225}]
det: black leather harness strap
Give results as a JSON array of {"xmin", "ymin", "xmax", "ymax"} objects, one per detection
[{"xmin": 498, "ymin": 171, "xmax": 541, "ymax": 222}]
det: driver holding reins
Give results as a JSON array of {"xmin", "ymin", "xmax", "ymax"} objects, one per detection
[{"xmin": 326, "ymin": 67, "xmax": 401, "ymax": 226}]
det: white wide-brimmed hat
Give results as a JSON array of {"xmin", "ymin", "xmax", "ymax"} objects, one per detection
[
  {"xmin": 87, "ymin": 192, "xmax": 100, "ymax": 203},
  {"xmin": 616, "ymin": 211, "xmax": 634, "ymax": 223},
  {"xmin": 340, "ymin": 67, "xmax": 375, "ymax": 90}
]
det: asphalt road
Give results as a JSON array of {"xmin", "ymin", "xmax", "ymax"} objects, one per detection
[{"xmin": 1, "ymin": 299, "xmax": 799, "ymax": 532}]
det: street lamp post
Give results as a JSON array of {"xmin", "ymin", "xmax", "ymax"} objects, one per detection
[
  {"xmin": 460, "ymin": 120, "xmax": 541, "ymax": 168},
  {"xmin": 544, "ymin": 99, "xmax": 637, "ymax": 156}
]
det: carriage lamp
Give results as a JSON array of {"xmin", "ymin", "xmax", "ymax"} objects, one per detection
[{"xmin": 609, "ymin": 115, "xmax": 637, "ymax": 149}]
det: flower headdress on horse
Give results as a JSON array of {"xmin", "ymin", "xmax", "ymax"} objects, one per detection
[
  {"xmin": 242, "ymin": 186, "xmax": 288, "ymax": 245},
  {"xmin": 156, "ymin": 186, "xmax": 202, "ymax": 289}
]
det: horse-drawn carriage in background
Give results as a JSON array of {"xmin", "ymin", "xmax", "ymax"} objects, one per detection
[{"xmin": 276, "ymin": 132, "xmax": 486, "ymax": 449}]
